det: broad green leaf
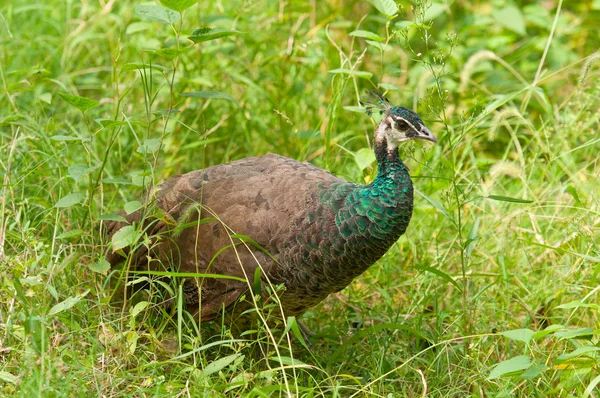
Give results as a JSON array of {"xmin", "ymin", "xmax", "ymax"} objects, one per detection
[
  {"xmin": 160, "ymin": 0, "xmax": 196, "ymax": 12},
  {"xmin": 379, "ymin": 82, "xmax": 401, "ymax": 91},
  {"xmin": 268, "ymin": 353, "xmax": 308, "ymax": 366},
  {"xmin": 150, "ymin": 47, "xmax": 191, "ymax": 59},
  {"xmin": 48, "ymin": 290, "xmax": 89, "ymax": 316},
  {"xmin": 56, "ymin": 229, "xmax": 83, "ymax": 240},
  {"xmin": 488, "ymin": 355, "xmax": 531, "ymax": 380},
  {"xmin": 395, "ymin": 20, "xmax": 414, "ymax": 29},
  {"xmin": 137, "ymin": 138, "xmax": 161, "ymax": 155},
  {"xmin": 556, "ymin": 346, "xmax": 600, "ymax": 363},
  {"xmin": 423, "ymin": 3, "xmax": 446, "ymax": 21},
  {"xmin": 89, "ymin": 258, "xmax": 111, "ymax": 274},
  {"xmin": 100, "ymin": 213, "xmax": 128, "ymax": 223},
  {"xmin": 349, "ymin": 30, "xmax": 383, "ymax": 42},
  {"xmin": 500, "ymin": 328, "xmax": 535, "ymax": 344},
  {"xmin": 372, "ymin": 0, "xmax": 398, "ymax": 18},
  {"xmin": 493, "ymin": 6, "xmax": 526, "ymax": 36},
  {"xmin": 487, "ymin": 195, "xmax": 533, "ymax": 203},
  {"xmin": 102, "ymin": 177, "xmax": 132, "ymax": 185},
  {"xmin": 533, "ymin": 324, "xmax": 564, "ymax": 339},
  {"xmin": 366, "ymin": 40, "xmax": 385, "ymax": 51},
  {"xmin": 554, "ymin": 328, "xmax": 594, "ymax": 340},
  {"xmin": 135, "ymin": 5, "xmax": 179, "ymax": 24},
  {"xmin": 55, "ymin": 193, "xmax": 84, "ymax": 208},
  {"xmin": 125, "ymin": 22, "xmax": 153, "ymax": 34},
  {"xmin": 120, "ymin": 63, "xmax": 169, "ymax": 73},
  {"xmin": 556, "ymin": 300, "xmax": 600, "ymax": 310},
  {"xmin": 180, "ymin": 90, "xmax": 239, "ymax": 106},
  {"xmin": 0, "ymin": 371, "xmax": 18, "ymax": 384},
  {"xmin": 188, "ymin": 27, "xmax": 241, "ymax": 43},
  {"xmin": 200, "ymin": 354, "xmax": 241, "ymax": 378},
  {"xmin": 130, "ymin": 301, "xmax": 149, "ymax": 318},
  {"xmin": 328, "ymin": 68, "xmax": 373, "ymax": 79},
  {"xmin": 354, "ymin": 147, "xmax": 376, "ymax": 171},
  {"xmin": 58, "ymin": 93, "xmax": 99, "ymax": 112},
  {"xmin": 68, "ymin": 163, "xmax": 97, "ymax": 183},
  {"xmin": 521, "ymin": 363, "xmax": 547, "ymax": 380},
  {"xmin": 38, "ymin": 92, "xmax": 52, "ymax": 104},
  {"xmin": 111, "ymin": 225, "xmax": 142, "ymax": 252},
  {"xmin": 124, "ymin": 200, "xmax": 143, "ymax": 215}
]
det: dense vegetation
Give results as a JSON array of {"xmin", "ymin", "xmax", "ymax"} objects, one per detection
[{"xmin": 1, "ymin": 0, "xmax": 598, "ymax": 396}]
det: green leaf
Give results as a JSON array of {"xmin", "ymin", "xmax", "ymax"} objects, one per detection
[
  {"xmin": 395, "ymin": 20, "xmax": 414, "ymax": 29},
  {"xmin": 55, "ymin": 193, "xmax": 84, "ymax": 208},
  {"xmin": 58, "ymin": 93, "xmax": 99, "ymax": 113},
  {"xmin": 124, "ymin": 201, "xmax": 143, "ymax": 215},
  {"xmin": 137, "ymin": 138, "xmax": 161, "ymax": 155},
  {"xmin": 366, "ymin": 40, "xmax": 385, "ymax": 51},
  {"xmin": 200, "ymin": 354, "xmax": 241, "ymax": 378},
  {"xmin": 554, "ymin": 328, "xmax": 595, "ymax": 340},
  {"xmin": 134, "ymin": 5, "xmax": 180, "ymax": 24},
  {"xmin": 410, "ymin": 265, "xmax": 463, "ymax": 292},
  {"xmin": 100, "ymin": 213, "xmax": 128, "ymax": 223},
  {"xmin": 379, "ymin": 82, "xmax": 401, "ymax": 91},
  {"xmin": 584, "ymin": 375, "xmax": 600, "ymax": 398},
  {"xmin": 354, "ymin": 148, "xmax": 376, "ymax": 171},
  {"xmin": 125, "ymin": 22, "xmax": 153, "ymax": 34},
  {"xmin": 556, "ymin": 346, "xmax": 600, "ymax": 363},
  {"xmin": 101, "ymin": 177, "xmax": 132, "ymax": 185},
  {"xmin": 48, "ymin": 290, "xmax": 89, "ymax": 317},
  {"xmin": 159, "ymin": 0, "xmax": 196, "ymax": 12},
  {"xmin": 89, "ymin": 258, "xmax": 111, "ymax": 274},
  {"xmin": 68, "ymin": 163, "xmax": 97, "ymax": 183},
  {"xmin": 349, "ymin": 30, "xmax": 383, "ymax": 42},
  {"xmin": 414, "ymin": 188, "xmax": 453, "ymax": 221},
  {"xmin": 343, "ymin": 106, "xmax": 367, "ymax": 113},
  {"xmin": 188, "ymin": 27, "xmax": 241, "ymax": 43},
  {"xmin": 556, "ymin": 300, "xmax": 600, "ymax": 310},
  {"xmin": 486, "ymin": 195, "xmax": 533, "ymax": 203},
  {"xmin": 0, "ymin": 371, "xmax": 18, "ymax": 384},
  {"xmin": 492, "ymin": 6, "xmax": 526, "ymax": 36},
  {"xmin": 38, "ymin": 92, "xmax": 52, "ymax": 104},
  {"xmin": 180, "ymin": 91, "xmax": 239, "ymax": 106},
  {"xmin": 120, "ymin": 63, "xmax": 169, "ymax": 73},
  {"xmin": 488, "ymin": 355, "xmax": 531, "ymax": 380},
  {"xmin": 500, "ymin": 328, "xmax": 535, "ymax": 344},
  {"xmin": 533, "ymin": 324, "xmax": 564, "ymax": 339},
  {"xmin": 50, "ymin": 135, "xmax": 85, "ymax": 142},
  {"xmin": 95, "ymin": 118, "xmax": 129, "ymax": 128},
  {"xmin": 372, "ymin": 0, "xmax": 398, "ymax": 18},
  {"xmin": 328, "ymin": 68, "xmax": 373, "ymax": 79},
  {"xmin": 150, "ymin": 47, "xmax": 191, "ymax": 59},
  {"xmin": 423, "ymin": 3, "xmax": 446, "ymax": 21},
  {"xmin": 56, "ymin": 229, "xmax": 84, "ymax": 240},
  {"xmin": 130, "ymin": 301, "xmax": 149, "ymax": 318},
  {"xmin": 111, "ymin": 225, "xmax": 142, "ymax": 252}
]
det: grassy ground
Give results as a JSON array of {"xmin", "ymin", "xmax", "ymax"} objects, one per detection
[{"xmin": 1, "ymin": 0, "xmax": 599, "ymax": 396}]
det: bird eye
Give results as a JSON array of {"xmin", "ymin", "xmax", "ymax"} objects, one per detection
[{"xmin": 396, "ymin": 120, "xmax": 408, "ymax": 130}]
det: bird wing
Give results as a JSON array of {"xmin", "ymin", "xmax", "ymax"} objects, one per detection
[{"xmin": 105, "ymin": 154, "xmax": 342, "ymax": 321}]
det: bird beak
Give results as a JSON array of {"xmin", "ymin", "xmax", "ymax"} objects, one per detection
[{"xmin": 417, "ymin": 125, "xmax": 438, "ymax": 144}]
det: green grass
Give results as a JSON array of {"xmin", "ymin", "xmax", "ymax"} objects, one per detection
[{"xmin": 1, "ymin": 0, "xmax": 599, "ymax": 396}]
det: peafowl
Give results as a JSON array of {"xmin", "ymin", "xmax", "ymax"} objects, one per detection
[{"xmin": 105, "ymin": 91, "xmax": 437, "ymax": 330}]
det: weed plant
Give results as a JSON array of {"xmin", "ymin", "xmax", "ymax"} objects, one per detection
[{"xmin": 1, "ymin": 0, "xmax": 599, "ymax": 396}]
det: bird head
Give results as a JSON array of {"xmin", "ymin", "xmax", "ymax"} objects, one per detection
[{"xmin": 362, "ymin": 91, "xmax": 438, "ymax": 148}]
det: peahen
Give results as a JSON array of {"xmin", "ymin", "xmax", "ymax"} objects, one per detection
[{"xmin": 105, "ymin": 92, "xmax": 437, "ymax": 330}]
